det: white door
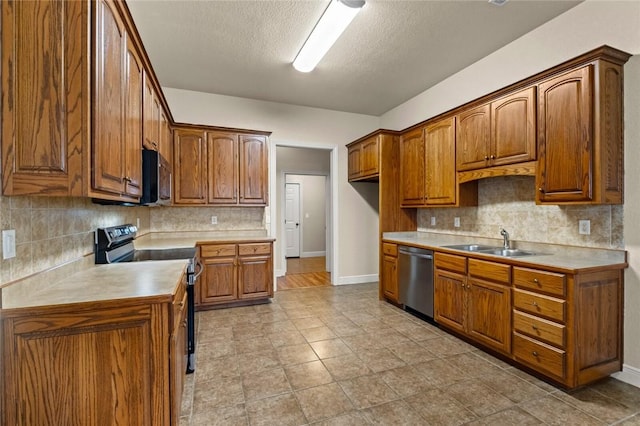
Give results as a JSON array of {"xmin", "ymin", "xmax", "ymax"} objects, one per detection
[{"xmin": 285, "ymin": 183, "xmax": 300, "ymax": 258}]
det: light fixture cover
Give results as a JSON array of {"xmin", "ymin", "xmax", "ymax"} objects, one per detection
[{"xmin": 293, "ymin": 0, "xmax": 365, "ymax": 73}]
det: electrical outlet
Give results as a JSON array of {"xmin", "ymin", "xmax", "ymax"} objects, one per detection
[
  {"xmin": 210, "ymin": 216, "xmax": 218, "ymax": 225},
  {"xmin": 579, "ymin": 219, "xmax": 591, "ymax": 235},
  {"xmin": 430, "ymin": 216, "xmax": 436, "ymax": 226},
  {"xmin": 2, "ymin": 229, "xmax": 16, "ymax": 259},
  {"xmin": 454, "ymin": 217, "xmax": 460, "ymax": 228}
]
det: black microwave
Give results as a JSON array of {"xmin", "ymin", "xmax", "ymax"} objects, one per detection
[{"xmin": 141, "ymin": 149, "xmax": 171, "ymax": 206}]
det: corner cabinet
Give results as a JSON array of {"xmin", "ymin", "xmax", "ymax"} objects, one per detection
[
  {"xmin": 197, "ymin": 241, "xmax": 274, "ymax": 309},
  {"xmin": 173, "ymin": 126, "xmax": 270, "ymax": 206},
  {"xmin": 536, "ymin": 53, "xmax": 627, "ymax": 204}
]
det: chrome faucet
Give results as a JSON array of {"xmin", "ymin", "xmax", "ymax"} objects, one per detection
[{"xmin": 500, "ymin": 228, "xmax": 510, "ymax": 249}]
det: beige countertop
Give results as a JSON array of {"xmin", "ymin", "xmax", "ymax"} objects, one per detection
[
  {"xmin": 383, "ymin": 232, "xmax": 627, "ymax": 273},
  {"xmin": 134, "ymin": 230, "xmax": 274, "ymax": 249},
  {"xmin": 2, "ymin": 260, "xmax": 189, "ymax": 310}
]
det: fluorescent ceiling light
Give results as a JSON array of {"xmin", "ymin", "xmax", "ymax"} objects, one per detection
[{"xmin": 293, "ymin": 0, "xmax": 365, "ymax": 73}]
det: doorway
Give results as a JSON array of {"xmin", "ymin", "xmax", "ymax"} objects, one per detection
[{"xmin": 272, "ymin": 145, "xmax": 334, "ymax": 289}]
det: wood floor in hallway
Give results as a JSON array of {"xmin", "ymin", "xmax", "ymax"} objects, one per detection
[{"xmin": 277, "ymin": 257, "xmax": 331, "ymax": 290}]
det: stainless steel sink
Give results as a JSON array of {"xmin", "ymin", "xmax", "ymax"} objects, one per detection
[
  {"xmin": 477, "ymin": 248, "xmax": 536, "ymax": 257},
  {"xmin": 442, "ymin": 244, "xmax": 536, "ymax": 257},
  {"xmin": 442, "ymin": 244, "xmax": 501, "ymax": 252}
]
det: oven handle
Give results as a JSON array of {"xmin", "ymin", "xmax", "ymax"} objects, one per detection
[{"xmin": 192, "ymin": 259, "xmax": 204, "ymax": 281}]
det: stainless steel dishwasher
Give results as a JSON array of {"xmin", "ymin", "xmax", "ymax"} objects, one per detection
[{"xmin": 398, "ymin": 246, "xmax": 434, "ymax": 318}]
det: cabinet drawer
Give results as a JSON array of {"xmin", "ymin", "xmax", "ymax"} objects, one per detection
[
  {"xmin": 238, "ymin": 243, "xmax": 271, "ymax": 256},
  {"xmin": 514, "ymin": 267, "xmax": 566, "ymax": 297},
  {"xmin": 469, "ymin": 259, "xmax": 511, "ymax": 284},
  {"xmin": 514, "ymin": 289, "xmax": 565, "ymax": 323},
  {"xmin": 513, "ymin": 310, "xmax": 565, "ymax": 348},
  {"xmin": 435, "ymin": 252, "xmax": 467, "ymax": 274},
  {"xmin": 200, "ymin": 244, "xmax": 236, "ymax": 258},
  {"xmin": 513, "ymin": 332, "xmax": 565, "ymax": 380},
  {"xmin": 382, "ymin": 243, "xmax": 398, "ymax": 257}
]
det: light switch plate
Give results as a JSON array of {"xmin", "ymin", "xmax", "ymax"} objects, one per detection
[
  {"xmin": 454, "ymin": 217, "xmax": 461, "ymax": 228},
  {"xmin": 2, "ymin": 229, "xmax": 16, "ymax": 259},
  {"xmin": 579, "ymin": 220, "xmax": 591, "ymax": 235},
  {"xmin": 430, "ymin": 217, "xmax": 436, "ymax": 226}
]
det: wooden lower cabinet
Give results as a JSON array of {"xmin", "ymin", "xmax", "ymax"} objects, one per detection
[
  {"xmin": 1, "ymin": 277, "xmax": 187, "ymax": 425},
  {"xmin": 434, "ymin": 252, "xmax": 624, "ymax": 388},
  {"xmin": 197, "ymin": 241, "xmax": 274, "ymax": 309},
  {"xmin": 434, "ymin": 253, "xmax": 511, "ymax": 355},
  {"xmin": 381, "ymin": 243, "xmax": 399, "ymax": 302}
]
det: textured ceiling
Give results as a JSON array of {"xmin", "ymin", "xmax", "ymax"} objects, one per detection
[{"xmin": 127, "ymin": 0, "xmax": 581, "ymax": 116}]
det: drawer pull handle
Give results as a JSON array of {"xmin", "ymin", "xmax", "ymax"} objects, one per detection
[
  {"xmin": 533, "ymin": 278, "xmax": 539, "ymax": 284},
  {"xmin": 532, "ymin": 351, "xmax": 539, "ymax": 357},
  {"xmin": 532, "ymin": 324, "xmax": 538, "ymax": 330},
  {"xmin": 531, "ymin": 301, "xmax": 539, "ymax": 307}
]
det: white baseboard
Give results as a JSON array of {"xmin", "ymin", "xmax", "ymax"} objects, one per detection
[
  {"xmin": 612, "ymin": 364, "xmax": 640, "ymax": 389},
  {"xmin": 335, "ymin": 274, "xmax": 379, "ymax": 285},
  {"xmin": 301, "ymin": 251, "xmax": 326, "ymax": 258},
  {"xmin": 275, "ymin": 268, "xmax": 285, "ymax": 278}
]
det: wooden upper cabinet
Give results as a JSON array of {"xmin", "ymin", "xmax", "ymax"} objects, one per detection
[
  {"xmin": 143, "ymin": 71, "xmax": 161, "ymax": 151},
  {"xmin": 537, "ymin": 60, "xmax": 624, "ymax": 205},
  {"xmin": 399, "ymin": 127, "xmax": 425, "ymax": 206},
  {"xmin": 207, "ymin": 131, "xmax": 238, "ymax": 204},
  {"xmin": 159, "ymin": 110, "xmax": 172, "ymax": 166},
  {"xmin": 347, "ymin": 135, "xmax": 379, "ymax": 181},
  {"xmin": 239, "ymin": 135, "xmax": 268, "ymax": 205},
  {"xmin": 93, "ymin": 0, "xmax": 127, "ymax": 195},
  {"xmin": 173, "ymin": 129, "xmax": 207, "ymax": 204},
  {"xmin": 425, "ymin": 117, "xmax": 456, "ymax": 206},
  {"xmin": 457, "ymin": 104, "xmax": 490, "ymax": 171},
  {"xmin": 457, "ymin": 87, "xmax": 536, "ymax": 172},
  {"xmin": 491, "ymin": 87, "xmax": 536, "ymax": 166},
  {"xmin": 1, "ymin": 0, "xmax": 88, "ymax": 196},
  {"xmin": 123, "ymin": 33, "xmax": 143, "ymax": 197}
]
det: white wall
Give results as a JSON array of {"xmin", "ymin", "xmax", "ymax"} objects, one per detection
[
  {"xmin": 164, "ymin": 89, "xmax": 380, "ymax": 283},
  {"xmin": 381, "ymin": 0, "xmax": 640, "ymax": 386}
]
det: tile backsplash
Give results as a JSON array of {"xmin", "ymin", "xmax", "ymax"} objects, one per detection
[
  {"xmin": 0, "ymin": 195, "xmax": 151, "ymax": 285},
  {"xmin": 417, "ymin": 176, "xmax": 623, "ymax": 249},
  {"xmin": 149, "ymin": 206, "xmax": 265, "ymax": 232}
]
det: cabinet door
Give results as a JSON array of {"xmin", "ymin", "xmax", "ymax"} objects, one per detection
[
  {"xmin": 173, "ymin": 129, "xmax": 207, "ymax": 204},
  {"xmin": 200, "ymin": 257, "xmax": 237, "ymax": 304},
  {"xmin": 456, "ymin": 104, "xmax": 490, "ymax": 171},
  {"xmin": 207, "ymin": 131, "xmax": 238, "ymax": 204},
  {"xmin": 491, "ymin": 87, "xmax": 536, "ymax": 166},
  {"xmin": 467, "ymin": 277, "xmax": 512, "ymax": 354},
  {"xmin": 123, "ymin": 34, "xmax": 143, "ymax": 197},
  {"xmin": 159, "ymin": 110, "xmax": 172, "ymax": 166},
  {"xmin": 537, "ymin": 66, "xmax": 593, "ymax": 203},
  {"xmin": 238, "ymin": 255, "xmax": 273, "ymax": 299},
  {"xmin": 1, "ymin": 0, "xmax": 88, "ymax": 196},
  {"xmin": 399, "ymin": 127, "xmax": 425, "ymax": 206},
  {"xmin": 361, "ymin": 137, "xmax": 379, "ymax": 177},
  {"xmin": 347, "ymin": 145, "xmax": 362, "ymax": 180},
  {"xmin": 239, "ymin": 135, "xmax": 268, "ymax": 205},
  {"xmin": 93, "ymin": 0, "xmax": 126, "ymax": 194},
  {"xmin": 425, "ymin": 117, "xmax": 456, "ymax": 205},
  {"xmin": 143, "ymin": 72, "xmax": 160, "ymax": 151},
  {"xmin": 434, "ymin": 269, "xmax": 466, "ymax": 334},
  {"xmin": 381, "ymin": 254, "xmax": 398, "ymax": 302},
  {"xmin": 170, "ymin": 296, "xmax": 187, "ymax": 425}
]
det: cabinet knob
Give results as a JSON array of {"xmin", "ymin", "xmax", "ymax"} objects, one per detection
[
  {"xmin": 538, "ymin": 187, "xmax": 544, "ymax": 193},
  {"xmin": 532, "ymin": 351, "xmax": 539, "ymax": 357},
  {"xmin": 490, "ymin": 155, "xmax": 495, "ymax": 159},
  {"xmin": 484, "ymin": 155, "xmax": 489, "ymax": 160},
  {"xmin": 532, "ymin": 324, "xmax": 538, "ymax": 330},
  {"xmin": 531, "ymin": 301, "xmax": 539, "ymax": 307},
  {"xmin": 533, "ymin": 278, "xmax": 539, "ymax": 284}
]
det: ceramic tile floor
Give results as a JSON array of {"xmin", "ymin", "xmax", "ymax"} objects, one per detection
[{"xmin": 180, "ymin": 283, "xmax": 640, "ymax": 425}]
